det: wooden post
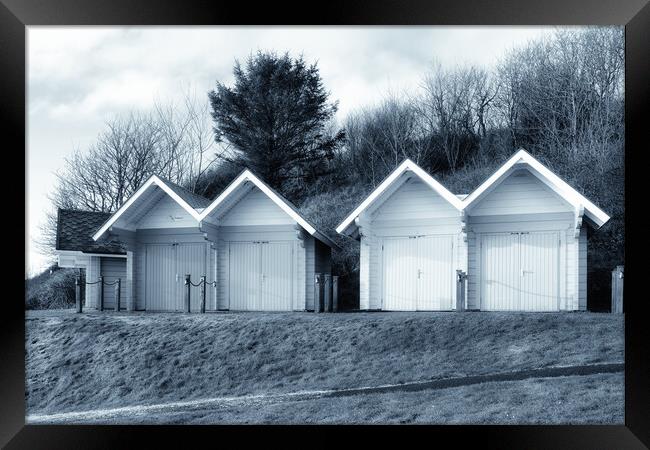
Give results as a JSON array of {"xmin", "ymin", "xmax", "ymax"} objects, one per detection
[
  {"xmin": 332, "ymin": 276, "xmax": 339, "ymax": 312},
  {"xmin": 115, "ymin": 278, "xmax": 121, "ymax": 312},
  {"xmin": 185, "ymin": 274, "xmax": 191, "ymax": 313},
  {"xmin": 75, "ymin": 276, "xmax": 82, "ymax": 313},
  {"xmin": 200, "ymin": 275, "xmax": 206, "ymax": 314},
  {"xmin": 611, "ymin": 265, "xmax": 624, "ymax": 313},
  {"xmin": 324, "ymin": 274, "xmax": 332, "ymax": 312},
  {"xmin": 314, "ymin": 274, "xmax": 323, "ymax": 313},
  {"xmin": 99, "ymin": 276, "xmax": 104, "ymax": 311},
  {"xmin": 456, "ymin": 270, "xmax": 467, "ymax": 311}
]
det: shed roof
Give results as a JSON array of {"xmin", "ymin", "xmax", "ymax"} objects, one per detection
[
  {"xmin": 56, "ymin": 209, "xmax": 126, "ymax": 255},
  {"xmin": 336, "ymin": 149, "xmax": 610, "ymax": 238},
  {"xmin": 90, "ymin": 171, "xmax": 339, "ymax": 250},
  {"xmin": 200, "ymin": 168, "xmax": 340, "ymax": 250},
  {"xmin": 335, "ymin": 158, "xmax": 464, "ymax": 235},
  {"xmin": 92, "ymin": 175, "xmax": 205, "ymax": 240},
  {"xmin": 462, "ymin": 149, "xmax": 611, "ymax": 227},
  {"xmin": 156, "ymin": 176, "xmax": 212, "ymax": 209}
]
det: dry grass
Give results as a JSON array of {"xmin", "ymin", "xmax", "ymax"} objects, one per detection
[
  {"xmin": 127, "ymin": 372, "xmax": 623, "ymax": 425},
  {"xmin": 25, "ymin": 309, "xmax": 623, "ymax": 419}
]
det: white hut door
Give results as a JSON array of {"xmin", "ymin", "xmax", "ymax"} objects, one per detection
[
  {"xmin": 481, "ymin": 233, "xmax": 521, "ymax": 311},
  {"xmin": 259, "ymin": 242, "xmax": 293, "ymax": 311},
  {"xmin": 229, "ymin": 242, "xmax": 260, "ymax": 311},
  {"xmin": 383, "ymin": 238, "xmax": 418, "ymax": 310},
  {"xmin": 481, "ymin": 232, "xmax": 559, "ymax": 311},
  {"xmin": 145, "ymin": 244, "xmax": 178, "ymax": 311},
  {"xmin": 417, "ymin": 236, "xmax": 454, "ymax": 311},
  {"xmin": 519, "ymin": 232, "xmax": 559, "ymax": 311}
]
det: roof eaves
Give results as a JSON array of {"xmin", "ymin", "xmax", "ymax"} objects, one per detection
[
  {"xmin": 200, "ymin": 168, "xmax": 338, "ymax": 249},
  {"xmin": 336, "ymin": 159, "xmax": 461, "ymax": 235},
  {"xmin": 460, "ymin": 149, "xmax": 610, "ymax": 228},
  {"xmin": 93, "ymin": 175, "xmax": 204, "ymax": 241}
]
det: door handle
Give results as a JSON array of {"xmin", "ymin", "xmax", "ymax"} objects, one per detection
[
  {"xmin": 176, "ymin": 273, "xmax": 179, "ymax": 282},
  {"xmin": 417, "ymin": 269, "xmax": 422, "ymax": 279}
]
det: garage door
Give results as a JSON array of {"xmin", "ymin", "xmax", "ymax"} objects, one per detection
[
  {"xmin": 100, "ymin": 257, "xmax": 127, "ymax": 310},
  {"xmin": 382, "ymin": 235, "xmax": 455, "ymax": 311},
  {"xmin": 229, "ymin": 241, "xmax": 293, "ymax": 311},
  {"xmin": 145, "ymin": 243, "xmax": 207, "ymax": 311},
  {"xmin": 481, "ymin": 232, "xmax": 559, "ymax": 311},
  {"xmin": 145, "ymin": 244, "xmax": 178, "ymax": 311}
]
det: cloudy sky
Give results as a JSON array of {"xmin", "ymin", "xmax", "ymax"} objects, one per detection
[{"xmin": 27, "ymin": 26, "xmax": 559, "ymax": 276}]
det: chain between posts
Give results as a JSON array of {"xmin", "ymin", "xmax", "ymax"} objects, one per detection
[
  {"xmin": 84, "ymin": 279, "xmax": 119, "ymax": 285},
  {"xmin": 184, "ymin": 275, "xmax": 213, "ymax": 314},
  {"xmin": 80, "ymin": 275, "xmax": 215, "ymax": 314},
  {"xmin": 185, "ymin": 278, "xmax": 217, "ymax": 288},
  {"xmin": 77, "ymin": 276, "xmax": 122, "ymax": 312}
]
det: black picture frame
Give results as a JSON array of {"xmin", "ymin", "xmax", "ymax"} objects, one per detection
[{"xmin": 3, "ymin": 0, "xmax": 648, "ymax": 447}]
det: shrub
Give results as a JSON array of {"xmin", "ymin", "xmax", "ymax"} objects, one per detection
[{"xmin": 25, "ymin": 266, "xmax": 78, "ymax": 310}]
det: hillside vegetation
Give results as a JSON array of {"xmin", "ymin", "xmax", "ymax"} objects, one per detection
[{"xmin": 25, "ymin": 266, "xmax": 77, "ymax": 310}]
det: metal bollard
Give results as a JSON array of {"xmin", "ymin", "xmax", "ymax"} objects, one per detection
[
  {"xmin": 185, "ymin": 274, "xmax": 191, "ymax": 313},
  {"xmin": 324, "ymin": 274, "xmax": 332, "ymax": 312},
  {"xmin": 314, "ymin": 274, "xmax": 323, "ymax": 313},
  {"xmin": 456, "ymin": 270, "xmax": 467, "ymax": 311},
  {"xmin": 200, "ymin": 275, "xmax": 206, "ymax": 314},
  {"xmin": 115, "ymin": 278, "xmax": 121, "ymax": 312},
  {"xmin": 75, "ymin": 276, "xmax": 82, "ymax": 313},
  {"xmin": 99, "ymin": 276, "xmax": 104, "ymax": 311}
]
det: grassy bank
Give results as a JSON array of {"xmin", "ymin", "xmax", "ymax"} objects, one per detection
[
  {"xmin": 101, "ymin": 372, "xmax": 620, "ymax": 425},
  {"xmin": 25, "ymin": 310, "xmax": 623, "ymax": 419}
]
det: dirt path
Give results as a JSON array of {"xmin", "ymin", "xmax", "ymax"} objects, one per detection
[{"xmin": 27, "ymin": 362, "xmax": 623, "ymax": 424}]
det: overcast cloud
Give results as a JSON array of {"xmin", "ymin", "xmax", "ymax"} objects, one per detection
[{"xmin": 27, "ymin": 26, "xmax": 561, "ymax": 275}]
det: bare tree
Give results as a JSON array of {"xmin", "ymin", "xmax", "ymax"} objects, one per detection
[
  {"xmin": 344, "ymin": 92, "xmax": 438, "ymax": 186},
  {"xmin": 419, "ymin": 63, "xmax": 492, "ymax": 171},
  {"xmin": 495, "ymin": 27, "xmax": 623, "ymax": 175},
  {"xmin": 181, "ymin": 89, "xmax": 221, "ymax": 195},
  {"xmin": 37, "ymin": 88, "xmax": 220, "ymax": 259}
]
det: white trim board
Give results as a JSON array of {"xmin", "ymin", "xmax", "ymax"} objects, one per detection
[{"xmin": 57, "ymin": 250, "xmax": 127, "ymax": 258}]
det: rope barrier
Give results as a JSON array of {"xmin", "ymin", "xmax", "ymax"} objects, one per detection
[
  {"xmin": 185, "ymin": 279, "xmax": 217, "ymax": 287},
  {"xmin": 83, "ymin": 279, "xmax": 120, "ymax": 286},
  {"xmin": 75, "ymin": 274, "xmax": 217, "ymax": 313}
]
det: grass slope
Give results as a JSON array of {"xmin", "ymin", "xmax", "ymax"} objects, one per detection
[
  {"xmin": 110, "ymin": 372, "xmax": 623, "ymax": 425},
  {"xmin": 26, "ymin": 310, "xmax": 623, "ymax": 418}
]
